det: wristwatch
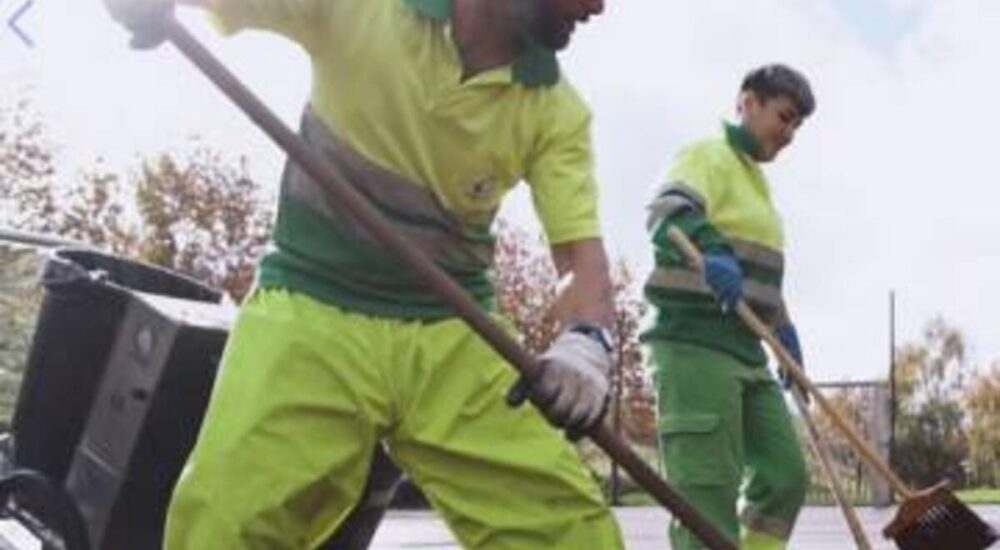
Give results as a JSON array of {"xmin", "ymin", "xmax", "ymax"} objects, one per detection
[{"xmin": 567, "ymin": 321, "xmax": 615, "ymax": 354}]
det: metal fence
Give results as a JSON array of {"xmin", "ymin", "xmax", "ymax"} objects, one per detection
[
  {"xmin": 802, "ymin": 381, "xmax": 893, "ymax": 507},
  {"xmin": 590, "ymin": 380, "xmax": 895, "ymax": 508}
]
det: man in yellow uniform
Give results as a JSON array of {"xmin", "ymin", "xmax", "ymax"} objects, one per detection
[
  {"xmin": 643, "ymin": 64, "xmax": 816, "ymax": 550},
  {"xmin": 103, "ymin": 0, "xmax": 625, "ymax": 548}
]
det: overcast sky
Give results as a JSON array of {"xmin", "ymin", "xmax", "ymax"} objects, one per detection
[{"xmin": 2, "ymin": 0, "xmax": 998, "ymax": 383}]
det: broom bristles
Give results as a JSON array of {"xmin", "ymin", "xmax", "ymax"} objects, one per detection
[{"xmin": 885, "ymin": 486, "xmax": 997, "ymax": 550}]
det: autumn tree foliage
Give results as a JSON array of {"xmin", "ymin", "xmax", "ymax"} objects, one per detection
[
  {"xmin": 610, "ymin": 263, "xmax": 656, "ymax": 445},
  {"xmin": 0, "ymin": 96, "xmax": 57, "ymax": 229},
  {"xmin": 2, "ymin": 97, "xmax": 273, "ymax": 301},
  {"xmin": 965, "ymin": 363, "xmax": 1000, "ymax": 486},
  {"xmin": 14, "ymin": 153, "xmax": 272, "ymax": 301},
  {"xmin": 494, "ymin": 220, "xmax": 561, "ymax": 355},
  {"xmin": 133, "ymin": 150, "xmax": 273, "ymax": 300}
]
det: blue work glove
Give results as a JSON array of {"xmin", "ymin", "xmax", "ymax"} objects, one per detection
[
  {"xmin": 703, "ymin": 252, "xmax": 743, "ymax": 312},
  {"xmin": 775, "ymin": 323, "xmax": 805, "ymax": 391},
  {"xmin": 104, "ymin": 0, "xmax": 174, "ymax": 49}
]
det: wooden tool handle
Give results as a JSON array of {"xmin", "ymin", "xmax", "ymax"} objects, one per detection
[
  {"xmin": 666, "ymin": 227, "xmax": 914, "ymax": 500},
  {"xmin": 792, "ymin": 390, "xmax": 872, "ymax": 549}
]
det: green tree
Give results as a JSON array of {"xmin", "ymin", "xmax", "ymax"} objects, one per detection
[
  {"xmin": 965, "ymin": 363, "xmax": 1000, "ymax": 486},
  {"xmin": 0, "ymin": 245, "xmax": 45, "ymax": 424},
  {"xmin": 0, "ymin": 95, "xmax": 58, "ymax": 423},
  {"xmin": 892, "ymin": 318, "xmax": 971, "ymax": 487}
]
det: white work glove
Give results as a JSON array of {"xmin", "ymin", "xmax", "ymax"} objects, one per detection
[
  {"xmin": 507, "ymin": 330, "xmax": 613, "ymax": 438},
  {"xmin": 104, "ymin": 0, "xmax": 175, "ymax": 49}
]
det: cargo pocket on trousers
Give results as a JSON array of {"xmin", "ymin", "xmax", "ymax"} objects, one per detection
[{"xmin": 658, "ymin": 413, "xmax": 728, "ymax": 486}]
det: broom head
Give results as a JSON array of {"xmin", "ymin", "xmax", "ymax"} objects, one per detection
[{"xmin": 884, "ymin": 483, "xmax": 997, "ymax": 550}]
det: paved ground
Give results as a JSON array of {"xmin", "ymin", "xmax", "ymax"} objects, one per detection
[{"xmin": 370, "ymin": 505, "xmax": 1000, "ymax": 549}]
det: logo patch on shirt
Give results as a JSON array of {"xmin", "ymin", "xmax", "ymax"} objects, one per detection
[{"xmin": 467, "ymin": 177, "xmax": 497, "ymax": 202}]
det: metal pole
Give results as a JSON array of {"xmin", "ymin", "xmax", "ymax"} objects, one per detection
[
  {"xmin": 610, "ymin": 349, "xmax": 622, "ymax": 505},
  {"xmin": 0, "ymin": 227, "xmax": 91, "ymax": 249},
  {"xmin": 889, "ymin": 291, "xmax": 896, "ymax": 478}
]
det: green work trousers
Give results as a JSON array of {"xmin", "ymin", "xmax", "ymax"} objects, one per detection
[{"xmin": 649, "ymin": 339, "xmax": 807, "ymax": 549}]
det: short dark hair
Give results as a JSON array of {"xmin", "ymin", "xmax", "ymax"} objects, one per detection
[{"xmin": 741, "ymin": 64, "xmax": 815, "ymax": 118}]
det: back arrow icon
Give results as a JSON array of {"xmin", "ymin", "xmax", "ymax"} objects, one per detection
[{"xmin": 7, "ymin": 0, "xmax": 33, "ymax": 48}]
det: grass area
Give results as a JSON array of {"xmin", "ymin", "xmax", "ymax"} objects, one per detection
[
  {"xmin": 613, "ymin": 487, "xmax": 1000, "ymax": 507},
  {"xmin": 957, "ymin": 488, "xmax": 1000, "ymax": 504}
]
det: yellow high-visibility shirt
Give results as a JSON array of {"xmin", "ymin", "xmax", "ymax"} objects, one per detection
[
  {"xmin": 209, "ymin": 0, "xmax": 601, "ymax": 318},
  {"xmin": 643, "ymin": 124, "xmax": 788, "ymax": 364},
  {"xmin": 211, "ymin": 0, "xmax": 599, "ymax": 244}
]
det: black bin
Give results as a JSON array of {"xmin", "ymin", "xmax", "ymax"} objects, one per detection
[
  {"xmin": 10, "ymin": 248, "xmax": 232, "ymax": 549},
  {"xmin": 12, "ymin": 249, "xmax": 221, "ymax": 483}
]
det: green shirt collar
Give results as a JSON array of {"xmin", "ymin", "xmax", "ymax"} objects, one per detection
[
  {"xmin": 405, "ymin": 0, "xmax": 561, "ymax": 87},
  {"xmin": 724, "ymin": 121, "xmax": 761, "ymax": 160}
]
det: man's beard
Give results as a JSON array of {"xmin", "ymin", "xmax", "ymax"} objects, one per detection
[{"xmin": 505, "ymin": 0, "xmax": 569, "ymax": 51}]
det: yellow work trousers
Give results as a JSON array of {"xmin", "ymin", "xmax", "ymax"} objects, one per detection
[{"xmin": 164, "ymin": 288, "xmax": 623, "ymax": 549}]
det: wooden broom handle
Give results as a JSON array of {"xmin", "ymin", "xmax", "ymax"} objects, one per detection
[
  {"xmin": 792, "ymin": 389, "xmax": 872, "ymax": 549},
  {"xmin": 666, "ymin": 227, "xmax": 914, "ymax": 500}
]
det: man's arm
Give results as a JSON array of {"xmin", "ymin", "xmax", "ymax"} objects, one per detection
[
  {"xmin": 548, "ymin": 238, "xmax": 615, "ymax": 329},
  {"xmin": 105, "ymin": 0, "xmax": 327, "ymax": 50},
  {"xmin": 506, "ymin": 86, "xmax": 617, "ymax": 435}
]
